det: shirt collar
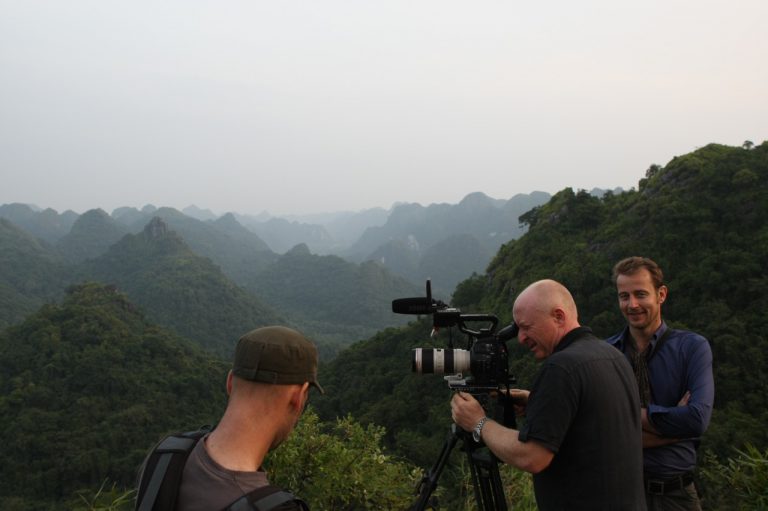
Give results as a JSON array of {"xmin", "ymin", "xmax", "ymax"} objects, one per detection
[
  {"xmin": 651, "ymin": 321, "xmax": 668, "ymax": 345},
  {"xmin": 554, "ymin": 326, "xmax": 593, "ymax": 353},
  {"xmin": 619, "ymin": 321, "xmax": 668, "ymax": 354}
]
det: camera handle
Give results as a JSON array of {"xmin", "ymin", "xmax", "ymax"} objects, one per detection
[{"xmin": 410, "ymin": 423, "xmax": 508, "ymax": 511}]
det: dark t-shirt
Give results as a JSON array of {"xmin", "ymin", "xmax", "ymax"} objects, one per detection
[
  {"xmin": 519, "ymin": 327, "xmax": 645, "ymax": 510},
  {"xmin": 176, "ymin": 436, "xmax": 301, "ymax": 511}
]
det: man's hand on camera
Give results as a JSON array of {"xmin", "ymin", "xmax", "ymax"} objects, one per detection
[{"xmin": 451, "ymin": 392, "xmax": 485, "ymax": 433}]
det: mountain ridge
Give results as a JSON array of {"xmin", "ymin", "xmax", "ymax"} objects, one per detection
[{"xmin": 77, "ymin": 217, "xmax": 285, "ymax": 356}]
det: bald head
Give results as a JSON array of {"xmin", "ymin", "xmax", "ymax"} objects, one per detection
[
  {"xmin": 514, "ymin": 279, "xmax": 578, "ymax": 322},
  {"xmin": 512, "ymin": 280, "xmax": 581, "ymax": 359}
]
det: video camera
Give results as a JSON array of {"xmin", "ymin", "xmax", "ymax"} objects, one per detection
[{"xmin": 392, "ymin": 280, "xmax": 518, "ymax": 427}]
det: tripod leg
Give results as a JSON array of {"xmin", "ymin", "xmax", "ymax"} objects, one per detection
[
  {"xmin": 410, "ymin": 425, "xmax": 461, "ymax": 511},
  {"xmin": 466, "ymin": 444, "xmax": 508, "ymax": 511},
  {"xmin": 410, "ymin": 425, "xmax": 510, "ymax": 511}
]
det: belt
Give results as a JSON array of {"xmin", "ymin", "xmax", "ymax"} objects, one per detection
[{"xmin": 644, "ymin": 472, "xmax": 695, "ymax": 495}]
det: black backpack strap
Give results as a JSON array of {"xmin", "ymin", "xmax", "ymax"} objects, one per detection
[
  {"xmin": 225, "ymin": 485, "xmax": 309, "ymax": 511},
  {"xmin": 137, "ymin": 449, "xmax": 174, "ymax": 511},
  {"xmin": 135, "ymin": 426, "xmax": 211, "ymax": 511}
]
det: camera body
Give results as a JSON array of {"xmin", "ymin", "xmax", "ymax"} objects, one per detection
[{"xmin": 393, "ymin": 280, "xmax": 518, "ymax": 427}]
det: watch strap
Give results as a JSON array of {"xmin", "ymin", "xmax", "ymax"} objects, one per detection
[{"xmin": 473, "ymin": 416, "xmax": 488, "ymax": 442}]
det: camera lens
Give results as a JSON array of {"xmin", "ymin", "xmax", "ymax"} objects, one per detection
[{"xmin": 412, "ymin": 348, "xmax": 470, "ymax": 375}]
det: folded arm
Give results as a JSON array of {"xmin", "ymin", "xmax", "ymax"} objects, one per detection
[{"xmin": 647, "ymin": 340, "xmax": 714, "ymax": 439}]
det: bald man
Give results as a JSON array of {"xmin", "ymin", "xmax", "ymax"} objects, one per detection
[{"xmin": 451, "ymin": 279, "xmax": 645, "ymax": 510}]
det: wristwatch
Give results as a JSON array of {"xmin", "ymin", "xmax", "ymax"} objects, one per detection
[{"xmin": 472, "ymin": 416, "xmax": 488, "ymax": 442}]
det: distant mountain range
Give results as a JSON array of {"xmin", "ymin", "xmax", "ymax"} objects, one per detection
[
  {"xmin": 5, "ymin": 190, "xmax": 552, "ymax": 355},
  {"xmin": 1, "ymin": 190, "xmax": 560, "ymax": 305},
  {"xmin": 7, "ymin": 190, "xmax": 646, "ymax": 354},
  {"xmin": 0, "ymin": 202, "xmax": 78, "ymax": 242},
  {"xmin": 343, "ymin": 191, "xmax": 553, "ymax": 294}
]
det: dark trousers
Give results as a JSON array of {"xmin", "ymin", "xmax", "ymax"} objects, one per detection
[{"xmin": 645, "ymin": 479, "xmax": 702, "ymax": 511}]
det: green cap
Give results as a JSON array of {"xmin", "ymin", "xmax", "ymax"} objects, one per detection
[{"xmin": 232, "ymin": 326, "xmax": 324, "ymax": 393}]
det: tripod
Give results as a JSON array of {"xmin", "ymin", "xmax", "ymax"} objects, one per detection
[{"xmin": 410, "ymin": 424, "xmax": 508, "ymax": 511}]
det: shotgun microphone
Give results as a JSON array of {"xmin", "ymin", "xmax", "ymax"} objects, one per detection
[{"xmin": 391, "ymin": 297, "xmax": 437, "ymax": 315}]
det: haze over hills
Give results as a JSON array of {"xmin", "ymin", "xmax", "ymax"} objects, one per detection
[
  {"xmin": 116, "ymin": 206, "xmax": 277, "ymax": 278},
  {"xmin": 342, "ymin": 191, "xmax": 553, "ymax": 294},
  {"xmin": 238, "ymin": 216, "xmax": 335, "ymax": 254},
  {"xmin": 0, "ymin": 191, "xmax": 554, "ymax": 319},
  {"xmin": 56, "ymin": 208, "xmax": 130, "ymax": 263},
  {"xmin": 77, "ymin": 217, "xmax": 286, "ymax": 356},
  {"xmin": 0, "ymin": 203, "xmax": 78, "ymax": 243},
  {"xmin": 6, "ymin": 192, "xmax": 537, "ymax": 355}
]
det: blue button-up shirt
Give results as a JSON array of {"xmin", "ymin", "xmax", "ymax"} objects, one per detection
[{"xmin": 606, "ymin": 322, "xmax": 715, "ymax": 476}]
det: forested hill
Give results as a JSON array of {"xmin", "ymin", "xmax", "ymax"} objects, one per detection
[
  {"xmin": 314, "ymin": 141, "xmax": 768, "ymax": 472},
  {"xmin": 249, "ymin": 243, "xmax": 421, "ymax": 354},
  {"xmin": 343, "ymin": 191, "xmax": 551, "ymax": 295},
  {"xmin": 0, "ymin": 283, "xmax": 229, "ymax": 510},
  {"xmin": 0, "ymin": 219, "xmax": 72, "ymax": 327},
  {"xmin": 0, "ymin": 203, "xmax": 78, "ymax": 243},
  {"xmin": 119, "ymin": 206, "xmax": 278, "ymax": 285},
  {"xmin": 56, "ymin": 208, "xmax": 130, "ymax": 263},
  {"xmin": 78, "ymin": 217, "xmax": 285, "ymax": 356}
]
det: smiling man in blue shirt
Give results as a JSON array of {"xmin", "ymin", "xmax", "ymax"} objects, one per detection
[{"xmin": 606, "ymin": 257, "xmax": 714, "ymax": 511}]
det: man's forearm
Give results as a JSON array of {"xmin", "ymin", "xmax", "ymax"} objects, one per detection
[
  {"xmin": 642, "ymin": 405, "xmax": 688, "ymax": 447},
  {"xmin": 481, "ymin": 420, "xmax": 554, "ymax": 474},
  {"xmin": 642, "ymin": 430, "xmax": 682, "ymax": 448},
  {"xmin": 641, "ymin": 407, "xmax": 657, "ymax": 433}
]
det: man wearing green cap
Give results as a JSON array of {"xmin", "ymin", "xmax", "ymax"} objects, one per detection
[{"xmin": 138, "ymin": 326, "xmax": 323, "ymax": 511}]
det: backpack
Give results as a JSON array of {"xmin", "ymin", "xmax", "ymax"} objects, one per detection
[{"xmin": 135, "ymin": 427, "xmax": 308, "ymax": 511}]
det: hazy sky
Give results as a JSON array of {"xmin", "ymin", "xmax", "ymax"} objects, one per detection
[{"xmin": 1, "ymin": 1, "xmax": 766, "ymax": 216}]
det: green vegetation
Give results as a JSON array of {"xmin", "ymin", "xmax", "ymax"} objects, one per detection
[
  {"xmin": 68, "ymin": 407, "xmax": 535, "ymax": 511},
  {"xmin": 0, "ymin": 283, "xmax": 430, "ymax": 510},
  {"xmin": 0, "ymin": 218, "xmax": 71, "ymax": 328},
  {"xmin": 700, "ymin": 444, "xmax": 768, "ymax": 510},
  {"xmin": 268, "ymin": 409, "xmax": 419, "ymax": 510},
  {"xmin": 0, "ymin": 283, "xmax": 229, "ymax": 510},
  {"xmin": 79, "ymin": 217, "xmax": 285, "ymax": 356},
  {"xmin": 250, "ymin": 243, "xmax": 421, "ymax": 356}
]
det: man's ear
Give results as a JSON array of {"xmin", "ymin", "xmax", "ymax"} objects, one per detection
[
  {"xmin": 289, "ymin": 382, "xmax": 311, "ymax": 411},
  {"xmin": 552, "ymin": 306, "xmax": 566, "ymax": 325},
  {"xmin": 658, "ymin": 285, "xmax": 668, "ymax": 304},
  {"xmin": 226, "ymin": 370, "xmax": 234, "ymax": 396}
]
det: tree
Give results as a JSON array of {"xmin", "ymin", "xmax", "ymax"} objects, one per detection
[{"xmin": 259, "ymin": 409, "xmax": 419, "ymax": 510}]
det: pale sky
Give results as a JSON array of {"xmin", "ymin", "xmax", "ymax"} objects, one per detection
[{"xmin": 1, "ymin": 1, "xmax": 766, "ymax": 216}]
